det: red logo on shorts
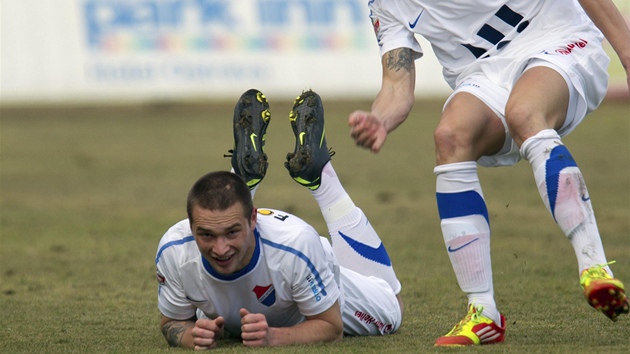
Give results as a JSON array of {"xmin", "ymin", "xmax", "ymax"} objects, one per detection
[
  {"xmin": 372, "ymin": 17, "xmax": 380, "ymax": 35},
  {"xmin": 355, "ymin": 310, "xmax": 394, "ymax": 334},
  {"xmin": 156, "ymin": 271, "xmax": 165, "ymax": 285},
  {"xmin": 555, "ymin": 38, "xmax": 588, "ymax": 55}
]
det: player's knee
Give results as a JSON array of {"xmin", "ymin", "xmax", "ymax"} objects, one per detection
[
  {"xmin": 434, "ymin": 123, "xmax": 475, "ymax": 163},
  {"xmin": 434, "ymin": 123, "xmax": 458, "ymax": 162},
  {"xmin": 505, "ymin": 103, "xmax": 541, "ymax": 146}
]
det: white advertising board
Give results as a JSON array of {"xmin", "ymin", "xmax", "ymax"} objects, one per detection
[
  {"xmin": 0, "ymin": 0, "xmax": 451, "ymax": 105},
  {"xmin": 3, "ymin": 1, "xmax": 627, "ymax": 105}
]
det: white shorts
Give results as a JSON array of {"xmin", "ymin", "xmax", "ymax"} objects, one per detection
[
  {"xmin": 446, "ymin": 26, "xmax": 609, "ymax": 167},
  {"xmin": 339, "ymin": 267, "xmax": 402, "ymax": 336}
]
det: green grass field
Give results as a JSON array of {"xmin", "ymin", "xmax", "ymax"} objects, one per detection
[{"xmin": 1, "ymin": 96, "xmax": 629, "ymax": 353}]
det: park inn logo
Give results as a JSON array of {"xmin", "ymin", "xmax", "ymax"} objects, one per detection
[
  {"xmin": 252, "ymin": 284, "xmax": 276, "ymax": 307},
  {"xmin": 82, "ymin": 0, "xmax": 369, "ymax": 53}
]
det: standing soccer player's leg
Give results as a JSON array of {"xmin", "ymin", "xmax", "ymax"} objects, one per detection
[
  {"xmin": 434, "ymin": 162, "xmax": 498, "ymax": 322},
  {"xmin": 433, "ymin": 93, "xmax": 508, "ymax": 346},
  {"xmin": 510, "ymin": 65, "xmax": 609, "ymax": 273},
  {"xmin": 511, "ymin": 65, "xmax": 628, "ymax": 320}
]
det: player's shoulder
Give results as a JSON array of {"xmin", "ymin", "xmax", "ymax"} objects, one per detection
[
  {"xmin": 255, "ymin": 208, "xmax": 310, "ymax": 228},
  {"xmin": 255, "ymin": 208, "xmax": 321, "ymax": 246},
  {"xmin": 155, "ymin": 219, "xmax": 196, "ymax": 264}
]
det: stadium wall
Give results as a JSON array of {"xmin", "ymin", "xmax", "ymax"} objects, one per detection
[{"xmin": 1, "ymin": 0, "xmax": 628, "ymax": 105}]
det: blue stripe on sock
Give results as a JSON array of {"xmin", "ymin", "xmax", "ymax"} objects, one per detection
[
  {"xmin": 436, "ymin": 190, "xmax": 489, "ymax": 224},
  {"xmin": 339, "ymin": 231, "xmax": 392, "ymax": 266},
  {"xmin": 545, "ymin": 145, "xmax": 577, "ymax": 220}
]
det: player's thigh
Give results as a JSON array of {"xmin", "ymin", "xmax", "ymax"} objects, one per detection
[
  {"xmin": 340, "ymin": 268, "xmax": 401, "ymax": 336},
  {"xmin": 506, "ymin": 66, "xmax": 569, "ymax": 146},
  {"xmin": 436, "ymin": 92, "xmax": 506, "ymax": 164}
]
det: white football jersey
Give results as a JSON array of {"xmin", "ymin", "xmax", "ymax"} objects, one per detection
[
  {"xmin": 369, "ymin": 0, "xmax": 598, "ymax": 88},
  {"xmin": 156, "ymin": 208, "xmax": 342, "ymax": 337}
]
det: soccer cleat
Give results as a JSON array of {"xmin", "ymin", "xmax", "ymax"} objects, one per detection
[
  {"xmin": 284, "ymin": 90, "xmax": 334, "ymax": 190},
  {"xmin": 434, "ymin": 305, "xmax": 505, "ymax": 347},
  {"xmin": 225, "ymin": 89, "xmax": 271, "ymax": 189},
  {"xmin": 580, "ymin": 261, "xmax": 629, "ymax": 321}
]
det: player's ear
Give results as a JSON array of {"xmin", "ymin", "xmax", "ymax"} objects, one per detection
[{"xmin": 250, "ymin": 208, "xmax": 257, "ymax": 228}]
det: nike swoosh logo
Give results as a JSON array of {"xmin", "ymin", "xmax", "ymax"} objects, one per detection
[
  {"xmin": 447, "ymin": 237, "xmax": 480, "ymax": 253},
  {"xmin": 250, "ymin": 133, "xmax": 258, "ymax": 151},
  {"xmin": 408, "ymin": 9, "xmax": 424, "ymax": 29},
  {"xmin": 339, "ymin": 231, "xmax": 391, "ymax": 266},
  {"xmin": 299, "ymin": 132, "xmax": 306, "ymax": 145},
  {"xmin": 581, "ymin": 195, "xmax": 590, "ymax": 202}
]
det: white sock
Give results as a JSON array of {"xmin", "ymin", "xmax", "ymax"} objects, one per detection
[
  {"xmin": 328, "ymin": 208, "xmax": 401, "ymax": 294},
  {"xmin": 521, "ymin": 129, "xmax": 610, "ymax": 275},
  {"xmin": 315, "ymin": 163, "xmax": 401, "ymax": 293},
  {"xmin": 435, "ymin": 161, "xmax": 499, "ymax": 323},
  {"xmin": 311, "ymin": 162, "xmax": 353, "ymax": 224}
]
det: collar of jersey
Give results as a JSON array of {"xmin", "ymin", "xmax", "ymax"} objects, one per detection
[{"xmin": 201, "ymin": 228, "xmax": 261, "ymax": 281}]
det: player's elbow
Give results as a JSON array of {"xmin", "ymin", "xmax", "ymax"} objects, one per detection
[
  {"xmin": 328, "ymin": 317, "xmax": 344, "ymax": 342},
  {"xmin": 319, "ymin": 325, "xmax": 343, "ymax": 344},
  {"xmin": 333, "ymin": 329, "xmax": 344, "ymax": 342},
  {"xmin": 316, "ymin": 316, "xmax": 343, "ymax": 343}
]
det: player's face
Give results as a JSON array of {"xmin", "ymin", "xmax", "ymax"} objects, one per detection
[{"xmin": 190, "ymin": 203, "xmax": 257, "ymax": 276}]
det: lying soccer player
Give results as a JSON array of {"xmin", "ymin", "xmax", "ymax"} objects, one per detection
[{"xmin": 155, "ymin": 89, "xmax": 404, "ymax": 349}]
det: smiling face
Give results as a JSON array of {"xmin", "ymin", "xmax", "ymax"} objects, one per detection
[{"xmin": 190, "ymin": 202, "xmax": 257, "ymax": 275}]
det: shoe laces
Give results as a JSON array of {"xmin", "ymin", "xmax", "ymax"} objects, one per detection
[
  {"xmin": 449, "ymin": 305, "xmax": 486, "ymax": 335},
  {"xmin": 580, "ymin": 260, "xmax": 616, "ymax": 287}
]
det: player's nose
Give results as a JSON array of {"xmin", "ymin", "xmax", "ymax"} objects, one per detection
[{"xmin": 211, "ymin": 236, "xmax": 231, "ymax": 256}]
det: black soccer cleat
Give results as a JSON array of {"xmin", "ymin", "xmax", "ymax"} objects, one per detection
[
  {"xmin": 225, "ymin": 89, "xmax": 271, "ymax": 189},
  {"xmin": 284, "ymin": 90, "xmax": 334, "ymax": 190}
]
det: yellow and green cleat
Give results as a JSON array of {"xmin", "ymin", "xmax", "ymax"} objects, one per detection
[
  {"xmin": 435, "ymin": 304, "xmax": 505, "ymax": 347},
  {"xmin": 580, "ymin": 261, "xmax": 629, "ymax": 321}
]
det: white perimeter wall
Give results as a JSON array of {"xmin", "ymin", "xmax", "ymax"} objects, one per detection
[
  {"xmin": 1, "ymin": 0, "xmax": 450, "ymax": 105},
  {"xmin": 1, "ymin": 1, "xmax": 628, "ymax": 105}
]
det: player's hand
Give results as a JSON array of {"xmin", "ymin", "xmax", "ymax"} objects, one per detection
[
  {"xmin": 239, "ymin": 308, "xmax": 272, "ymax": 347},
  {"xmin": 191, "ymin": 317, "xmax": 225, "ymax": 350},
  {"xmin": 348, "ymin": 110, "xmax": 388, "ymax": 153}
]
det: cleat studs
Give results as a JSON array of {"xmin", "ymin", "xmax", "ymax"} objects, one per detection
[{"xmin": 262, "ymin": 110, "xmax": 271, "ymax": 122}]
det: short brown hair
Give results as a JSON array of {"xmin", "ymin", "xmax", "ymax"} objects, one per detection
[{"xmin": 186, "ymin": 171, "xmax": 253, "ymax": 223}]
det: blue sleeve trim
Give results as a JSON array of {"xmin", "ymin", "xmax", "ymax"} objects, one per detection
[{"xmin": 155, "ymin": 235, "xmax": 195, "ymax": 265}]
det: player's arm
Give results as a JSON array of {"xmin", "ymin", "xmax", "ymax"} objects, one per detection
[
  {"xmin": 374, "ymin": 47, "xmax": 418, "ymax": 131},
  {"xmin": 160, "ymin": 314, "xmax": 226, "ymax": 350},
  {"xmin": 578, "ymin": 0, "xmax": 630, "ymax": 92},
  {"xmin": 160, "ymin": 315, "xmax": 196, "ymax": 348},
  {"xmin": 349, "ymin": 47, "xmax": 416, "ymax": 152},
  {"xmin": 239, "ymin": 300, "xmax": 343, "ymax": 347}
]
